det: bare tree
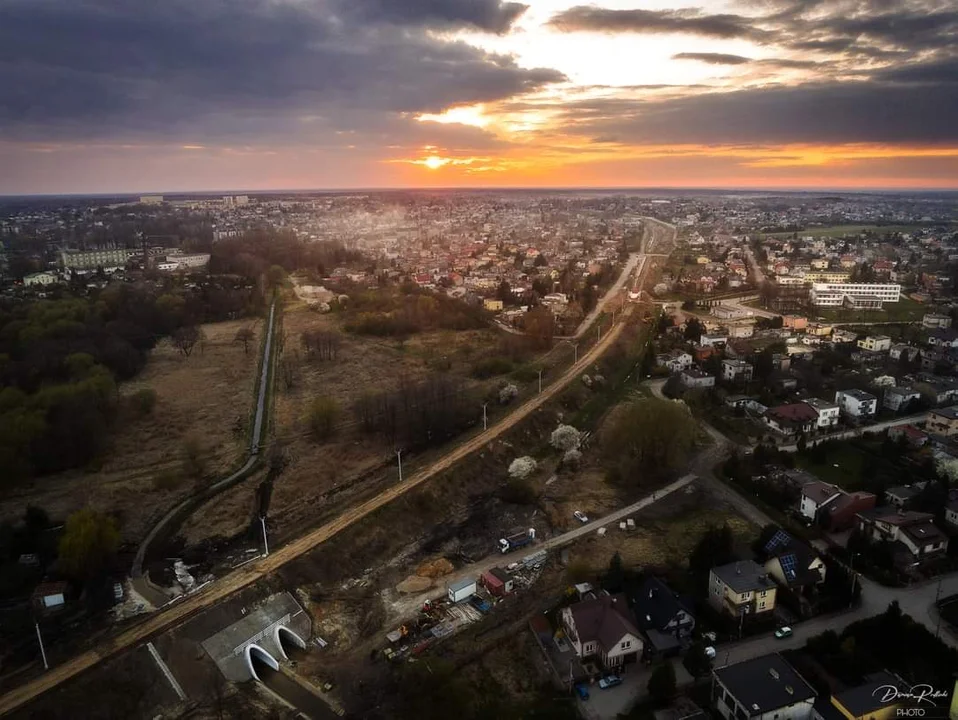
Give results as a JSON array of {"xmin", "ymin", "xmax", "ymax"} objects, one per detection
[
  {"xmin": 301, "ymin": 329, "xmax": 341, "ymax": 361},
  {"xmin": 172, "ymin": 325, "xmax": 200, "ymax": 357},
  {"xmin": 279, "ymin": 353, "xmax": 299, "ymax": 391},
  {"xmin": 234, "ymin": 325, "xmax": 256, "ymax": 355}
]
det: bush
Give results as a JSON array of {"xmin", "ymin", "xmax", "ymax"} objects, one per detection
[
  {"xmin": 471, "ymin": 357, "xmax": 514, "ymax": 379},
  {"xmin": 307, "ymin": 396, "xmax": 340, "ymax": 441},
  {"xmin": 129, "ymin": 388, "xmax": 157, "ymax": 417}
]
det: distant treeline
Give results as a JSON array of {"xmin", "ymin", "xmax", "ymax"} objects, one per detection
[
  {"xmin": 211, "ymin": 229, "xmax": 366, "ymax": 279},
  {"xmin": 0, "ymin": 277, "xmax": 259, "ymax": 481}
]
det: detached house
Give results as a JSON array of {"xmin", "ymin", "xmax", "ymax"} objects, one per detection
[
  {"xmin": 800, "ymin": 481, "xmax": 876, "ymax": 531},
  {"xmin": 803, "ymin": 398, "xmax": 840, "ymax": 429},
  {"xmin": 658, "ymin": 350, "xmax": 694, "ymax": 373},
  {"xmin": 560, "ymin": 592, "xmax": 643, "ymax": 670},
  {"xmin": 835, "ymin": 390, "xmax": 878, "ymax": 420},
  {"xmin": 632, "ymin": 577, "xmax": 695, "ymax": 658},
  {"xmin": 708, "ymin": 560, "xmax": 777, "ymax": 619},
  {"xmin": 855, "ymin": 508, "xmax": 948, "ymax": 566},
  {"xmin": 765, "ymin": 403, "xmax": 819, "ymax": 436},
  {"xmin": 712, "ymin": 653, "xmax": 817, "ymax": 720},
  {"xmin": 927, "ymin": 407, "xmax": 958, "ymax": 436},
  {"xmin": 761, "ymin": 530, "xmax": 826, "ymax": 615},
  {"xmin": 722, "ymin": 359, "xmax": 754, "ymax": 383},
  {"xmin": 882, "ymin": 387, "xmax": 921, "ymax": 413}
]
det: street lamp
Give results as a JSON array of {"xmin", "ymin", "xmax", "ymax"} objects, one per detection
[
  {"xmin": 397, "ymin": 449, "xmax": 404, "ymax": 483},
  {"xmin": 849, "ymin": 552, "xmax": 860, "ymax": 608},
  {"xmin": 573, "ymin": 343, "xmax": 579, "ymax": 364},
  {"xmin": 482, "ymin": 402, "xmax": 488, "ymax": 431},
  {"xmin": 260, "ymin": 516, "xmax": 269, "ymax": 557},
  {"xmin": 538, "ymin": 369, "xmax": 543, "ymax": 394}
]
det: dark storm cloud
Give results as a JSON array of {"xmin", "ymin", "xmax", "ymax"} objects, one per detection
[
  {"xmin": 672, "ymin": 53, "xmax": 821, "ymax": 69},
  {"xmin": 549, "ymin": 1, "xmax": 958, "ymax": 56},
  {"xmin": 343, "ymin": 0, "xmax": 529, "ymax": 34},
  {"xmin": 0, "ymin": 0, "xmax": 562, "ymax": 143},
  {"xmin": 672, "ymin": 53, "xmax": 752, "ymax": 65},
  {"xmin": 559, "ymin": 77, "xmax": 958, "ymax": 145},
  {"xmin": 547, "ymin": 6, "xmax": 769, "ymax": 40}
]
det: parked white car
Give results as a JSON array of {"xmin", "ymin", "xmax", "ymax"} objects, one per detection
[
  {"xmin": 704, "ymin": 646, "xmax": 717, "ymax": 659},
  {"xmin": 573, "ymin": 510, "xmax": 589, "ymax": 523}
]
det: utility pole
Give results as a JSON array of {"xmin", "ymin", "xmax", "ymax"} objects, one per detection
[
  {"xmin": 612, "ymin": 309, "xmax": 616, "ymax": 326},
  {"xmin": 36, "ymin": 622, "xmax": 48, "ymax": 670},
  {"xmin": 573, "ymin": 343, "xmax": 579, "ymax": 364},
  {"xmin": 849, "ymin": 553, "xmax": 859, "ymax": 609},
  {"xmin": 597, "ymin": 324, "xmax": 601, "ymax": 343},
  {"xmin": 260, "ymin": 516, "xmax": 269, "ymax": 556},
  {"xmin": 936, "ymin": 576, "xmax": 944, "ymax": 639},
  {"xmin": 538, "ymin": 369, "xmax": 543, "ymax": 394},
  {"xmin": 397, "ymin": 449, "xmax": 404, "ymax": 483},
  {"xmin": 482, "ymin": 403, "xmax": 488, "ymax": 431}
]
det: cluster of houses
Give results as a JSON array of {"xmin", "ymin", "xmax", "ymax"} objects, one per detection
[{"xmin": 546, "ymin": 529, "xmax": 831, "ymax": 676}]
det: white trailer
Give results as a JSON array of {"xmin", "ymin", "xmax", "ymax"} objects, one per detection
[{"xmin": 447, "ymin": 577, "xmax": 478, "ymax": 603}]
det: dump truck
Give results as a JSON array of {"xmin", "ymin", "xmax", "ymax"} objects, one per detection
[{"xmin": 498, "ymin": 528, "xmax": 536, "ymax": 554}]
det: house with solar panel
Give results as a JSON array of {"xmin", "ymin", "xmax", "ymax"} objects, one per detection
[{"xmin": 759, "ymin": 529, "xmax": 826, "ymax": 617}]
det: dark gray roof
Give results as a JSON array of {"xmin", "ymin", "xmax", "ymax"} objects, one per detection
[
  {"xmin": 711, "ymin": 560, "xmax": 776, "ymax": 594},
  {"xmin": 714, "ymin": 653, "xmax": 816, "ymax": 716},
  {"xmin": 833, "ymin": 671, "xmax": 907, "ymax": 717},
  {"xmin": 568, "ymin": 593, "xmax": 641, "ymax": 654},
  {"xmin": 885, "ymin": 485, "xmax": 919, "ymax": 501},
  {"xmin": 931, "ymin": 406, "xmax": 958, "ymax": 420},
  {"xmin": 632, "ymin": 577, "xmax": 691, "ymax": 632}
]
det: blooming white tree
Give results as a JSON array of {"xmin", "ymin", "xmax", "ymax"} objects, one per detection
[
  {"xmin": 551, "ymin": 424, "xmax": 581, "ymax": 453},
  {"xmin": 562, "ymin": 449, "xmax": 582, "ymax": 468},
  {"xmin": 508, "ymin": 456, "xmax": 537, "ymax": 479},
  {"xmin": 499, "ymin": 384, "xmax": 519, "ymax": 404}
]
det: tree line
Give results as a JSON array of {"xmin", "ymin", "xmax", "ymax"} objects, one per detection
[
  {"xmin": 354, "ymin": 374, "xmax": 480, "ymax": 450},
  {"xmin": 0, "ymin": 278, "xmax": 257, "ymax": 482},
  {"xmin": 210, "ymin": 228, "xmax": 365, "ymax": 281}
]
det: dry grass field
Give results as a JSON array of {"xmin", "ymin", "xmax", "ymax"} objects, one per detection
[
  {"xmin": 179, "ymin": 306, "xmax": 503, "ymax": 544},
  {"xmin": 0, "ymin": 317, "xmax": 262, "ymax": 542}
]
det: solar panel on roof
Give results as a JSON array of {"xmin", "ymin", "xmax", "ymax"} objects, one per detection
[
  {"xmin": 765, "ymin": 530, "xmax": 791, "ymax": 553},
  {"xmin": 780, "ymin": 553, "xmax": 798, "ymax": 579}
]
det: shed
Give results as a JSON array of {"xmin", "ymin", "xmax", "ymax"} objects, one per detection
[
  {"xmin": 481, "ymin": 567, "xmax": 514, "ymax": 597},
  {"xmin": 447, "ymin": 577, "xmax": 477, "ymax": 604},
  {"xmin": 32, "ymin": 581, "xmax": 68, "ymax": 614}
]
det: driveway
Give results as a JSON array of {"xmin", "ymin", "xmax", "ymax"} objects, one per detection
[{"xmin": 578, "ymin": 660, "xmax": 695, "ymax": 720}]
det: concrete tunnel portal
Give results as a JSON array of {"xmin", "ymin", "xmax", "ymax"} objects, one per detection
[
  {"xmin": 245, "ymin": 644, "xmax": 280, "ymax": 683},
  {"xmin": 275, "ymin": 625, "xmax": 307, "ymax": 661}
]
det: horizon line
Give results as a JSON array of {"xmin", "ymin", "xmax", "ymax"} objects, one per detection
[{"xmin": 4, "ymin": 184, "xmax": 958, "ymax": 199}]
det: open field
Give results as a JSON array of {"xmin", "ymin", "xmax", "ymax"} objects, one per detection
[
  {"xmin": 0, "ymin": 317, "xmax": 262, "ymax": 543},
  {"xmin": 760, "ymin": 224, "xmax": 951, "ymax": 238}
]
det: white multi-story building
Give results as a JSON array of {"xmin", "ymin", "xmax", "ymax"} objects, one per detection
[
  {"xmin": 835, "ymin": 389, "xmax": 878, "ymax": 418},
  {"xmin": 22, "ymin": 271, "xmax": 59, "ymax": 286},
  {"xmin": 810, "ymin": 282, "xmax": 901, "ymax": 307},
  {"xmin": 60, "ymin": 248, "xmax": 136, "ymax": 271},
  {"xmin": 164, "ymin": 253, "xmax": 211, "ymax": 269},
  {"xmin": 803, "ymin": 398, "xmax": 840, "ymax": 428},
  {"xmin": 857, "ymin": 335, "xmax": 892, "ymax": 352}
]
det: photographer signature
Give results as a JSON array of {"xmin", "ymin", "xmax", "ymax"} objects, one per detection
[{"xmin": 873, "ymin": 685, "xmax": 950, "ymax": 706}]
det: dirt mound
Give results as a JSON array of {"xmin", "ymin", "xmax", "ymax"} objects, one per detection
[
  {"xmin": 396, "ymin": 575, "xmax": 433, "ymax": 594},
  {"xmin": 415, "ymin": 558, "xmax": 454, "ymax": 579}
]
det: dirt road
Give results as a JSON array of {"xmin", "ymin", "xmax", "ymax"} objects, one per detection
[{"xmin": 0, "ymin": 222, "xmax": 675, "ymax": 717}]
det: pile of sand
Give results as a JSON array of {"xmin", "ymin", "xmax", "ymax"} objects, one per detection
[
  {"xmin": 415, "ymin": 558, "xmax": 454, "ymax": 579},
  {"xmin": 396, "ymin": 576, "xmax": 434, "ymax": 594}
]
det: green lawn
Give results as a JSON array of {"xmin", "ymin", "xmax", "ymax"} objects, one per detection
[
  {"xmin": 795, "ymin": 444, "xmax": 868, "ymax": 490},
  {"xmin": 760, "ymin": 224, "xmax": 953, "ymax": 239},
  {"xmin": 811, "ymin": 296, "xmax": 926, "ymax": 324}
]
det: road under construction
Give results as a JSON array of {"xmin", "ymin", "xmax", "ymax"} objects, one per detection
[{"xmin": 0, "ymin": 218, "xmax": 676, "ymax": 717}]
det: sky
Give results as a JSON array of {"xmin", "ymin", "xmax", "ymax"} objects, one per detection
[{"xmin": 1, "ymin": 0, "xmax": 957, "ymax": 194}]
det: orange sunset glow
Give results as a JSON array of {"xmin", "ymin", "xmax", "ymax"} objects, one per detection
[{"xmin": 3, "ymin": 0, "xmax": 957, "ymax": 193}]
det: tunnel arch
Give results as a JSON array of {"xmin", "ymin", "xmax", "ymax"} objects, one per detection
[
  {"xmin": 274, "ymin": 625, "xmax": 307, "ymax": 660},
  {"xmin": 244, "ymin": 643, "xmax": 279, "ymax": 682}
]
